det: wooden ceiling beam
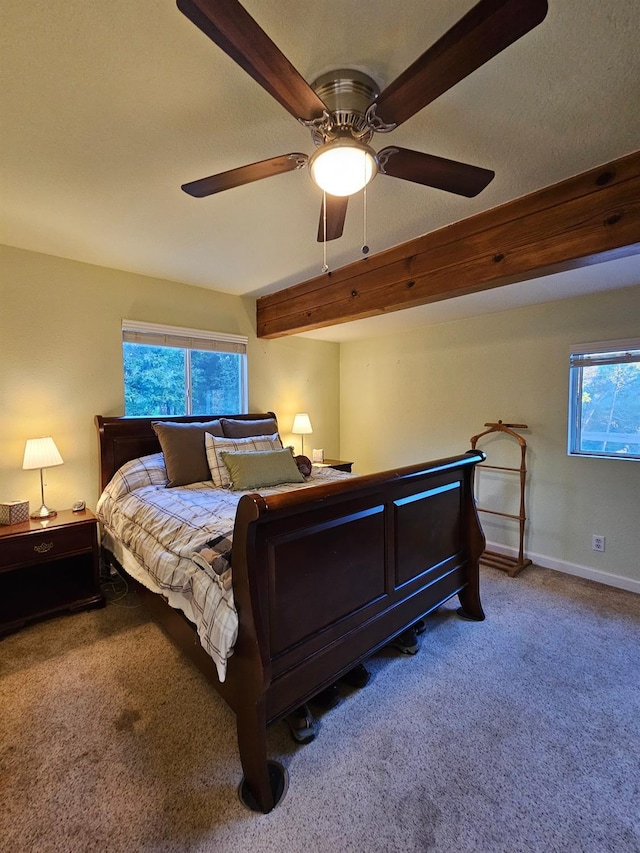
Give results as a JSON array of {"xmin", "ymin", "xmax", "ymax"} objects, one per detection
[{"xmin": 256, "ymin": 150, "xmax": 640, "ymax": 338}]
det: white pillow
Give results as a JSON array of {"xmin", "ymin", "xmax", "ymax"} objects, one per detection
[{"xmin": 205, "ymin": 432, "xmax": 283, "ymax": 488}]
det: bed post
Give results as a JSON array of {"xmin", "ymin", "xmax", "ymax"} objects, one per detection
[
  {"xmin": 457, "ymin": 450, "xmax": 486, "ymax": 621},
  {"xmin": 236, "ymin": 699, "xmax": 287, "ymax": 813},
  {"xmin": 232, "ymin": 494, "xmax": 288, "ymax": 813}
]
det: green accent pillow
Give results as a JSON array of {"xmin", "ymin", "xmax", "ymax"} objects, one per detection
[{"xmin": 220, "ymin": 448, "xmax": 305, "ymax": 490}]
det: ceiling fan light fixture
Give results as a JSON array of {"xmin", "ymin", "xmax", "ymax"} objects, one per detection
[{"xmin": 309, "ymin": 139, "xmax": 378, "ymax": 197}]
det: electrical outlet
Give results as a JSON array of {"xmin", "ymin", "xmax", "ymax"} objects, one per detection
[{"xmin": 592, "ymin": 535, "xmax": 605, "ymax": 552}]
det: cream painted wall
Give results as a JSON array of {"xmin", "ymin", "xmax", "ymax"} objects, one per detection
[
  {"xmin": 340, "ymin": 284, "xmax": 640, "ymax": 589},
  {"xmin": 0, "ymin": 245, "xmax": 340, "ymax": 511},
  {"xmin": 2, "ymin": 243, "xmax": 638, "ymax": 589}
]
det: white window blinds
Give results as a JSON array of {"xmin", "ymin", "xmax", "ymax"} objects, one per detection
[
  {"xmin": 122, "ymin": 319, "xmax": 247, "ymax": 354},
  {"xmin": 569, "ymin": 338, "xmax": 640, "ymax": 368}
]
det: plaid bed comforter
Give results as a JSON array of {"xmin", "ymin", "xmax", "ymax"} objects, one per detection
[{"xmin": 96, "ymin": 452, "xmax": 351, "ymax": 681}]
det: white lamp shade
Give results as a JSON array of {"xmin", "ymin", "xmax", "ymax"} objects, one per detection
[
  {"xmin": 22, "ymin": 437, "xmax": 64, "ymax": 470},
  {"xmin": 292, "ymin": 413, "xmax": 313, "ymax": 435}
]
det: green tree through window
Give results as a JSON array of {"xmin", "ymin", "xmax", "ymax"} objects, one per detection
[
  {"xmin": 569, "ymin": 341, "xmax": 640, "ymax": 460},
  {"xmin": 124, "ymin": 344, "xmax": 186, "ymax": 416},
  {"xmin": 191, "ymin": 350, "xmax": 244, "ymax": 413},
  {"xmin": 122, "ymin": 321, "xmax": 247, "ymax": 417}
]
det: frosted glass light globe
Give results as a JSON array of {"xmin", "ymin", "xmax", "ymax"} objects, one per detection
[{"xmin": 309, "ymin": 140, "xmax": 378, "ymax": 197}]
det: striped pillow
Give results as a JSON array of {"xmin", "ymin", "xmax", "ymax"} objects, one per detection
[
  {"xmin": 104, "ymin": 453, "xmax": 168, "ymax": 499},
  {"xmin": 205, "ymin": 432, "xmax": 283, "ymax": 488}
]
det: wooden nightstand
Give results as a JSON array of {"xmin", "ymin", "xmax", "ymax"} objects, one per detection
[
  {"xmin": 313, "ymin": 459, "xmax": 353, "ymax": 473},
  {"xmin": 0, "ymin": 509, "xmax": 104, "ymax": 636}
]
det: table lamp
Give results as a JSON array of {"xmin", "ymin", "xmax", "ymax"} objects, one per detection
[
  {"xmin": 291, "ymin": 413, "xmax": 313, "ymax": 456},
  {"xmin": 23, "ymin": 436, "xmax": 64, "ymax": 519}
]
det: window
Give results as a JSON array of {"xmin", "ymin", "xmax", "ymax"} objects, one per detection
[
  {"xmin": 122, "ymin": 320, "xmax": 247, "ymax": 416},
  {"xmin": 568, "ymin": 338, "xmax": 640, "ymax": 460}
]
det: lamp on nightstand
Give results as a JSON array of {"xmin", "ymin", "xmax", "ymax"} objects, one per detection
[
  {"xmin": 22, "ymin": 437, "xmax": 64, "ymax": 519},
  {"xmin": 291, "ymin": 413, "xmax": 313, "ymax": 456}
]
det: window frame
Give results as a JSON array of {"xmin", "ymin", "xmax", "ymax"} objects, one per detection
[
  {"xmin": 122, "ymin": 319, "xmax": 248, "ymax": 416},
  {"xmin": 567, "ymin": 337, "xmax": 640, "ymax": 461}
]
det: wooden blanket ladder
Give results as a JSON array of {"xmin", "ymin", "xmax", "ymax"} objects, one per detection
[{"xmin": 470, "ymin": 420, "xmax": 532, "ymax": 577}]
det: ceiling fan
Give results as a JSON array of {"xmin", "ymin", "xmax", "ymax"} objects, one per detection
[{"xmin": 177, "ymin": 0, "xmax": 548, "ymax": 242}]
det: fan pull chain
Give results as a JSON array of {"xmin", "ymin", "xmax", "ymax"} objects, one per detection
[
  {"xmin": 322, "ymin": 191, "xmax": 329, "ymax": 273},
  {"xmin": 362, "ymin": 183, "xmax": 369, "ymax": 256}
]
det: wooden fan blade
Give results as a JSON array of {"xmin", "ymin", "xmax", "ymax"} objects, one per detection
[
  {"xmin": 378, "ymin": 147, "xmax": 494, "ymax": 197},
  {"xmin": 373, "ymin": 0, "xmax": 548, "ymax": 128},
  {"xmin": 317, "ymin": 195, "xmax": 348, "ymax": 242},
  {"xmin": 177, "ymin": 0, "xmax": 327, "ymax": 121},
  {"xmin": 182, "ymin": 153, "xmax": 308, "ymax": 197}
]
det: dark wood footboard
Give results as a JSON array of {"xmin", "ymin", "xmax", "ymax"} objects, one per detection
[
  {"xmin": 95, "ymin": 414, "xmax": 485, "ymax": 814},
  {"xmin": 226, "ymin": 451, "xmax": 486, "ymax": 811}
]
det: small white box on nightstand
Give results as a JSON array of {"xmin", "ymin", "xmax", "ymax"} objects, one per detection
[
  {"xmin": 312, "ymin": 449, "xmax": 324, "ymax": 462},
  {"xmin": 0, "ymin": 500, "xmax": 30, "ymax": 525}
]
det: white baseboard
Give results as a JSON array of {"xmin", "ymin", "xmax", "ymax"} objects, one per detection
[{"xmin": 484, "ymin": 541, "xmax": 640, "ymax": 595}]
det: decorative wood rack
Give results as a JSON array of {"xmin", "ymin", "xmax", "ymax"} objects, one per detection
[{"xmin": 470, "ymin": 420, "xmax": 532, "ymax": 578}]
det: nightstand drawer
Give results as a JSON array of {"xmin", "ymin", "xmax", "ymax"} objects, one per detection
[{"xmin": 0, "ymin": 523, "xmax": 94, "ymax": 571}]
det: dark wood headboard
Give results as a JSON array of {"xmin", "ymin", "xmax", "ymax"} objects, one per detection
[{"xmin": 95, "ymin": 413, "xmax": 277, "ymax": 492}]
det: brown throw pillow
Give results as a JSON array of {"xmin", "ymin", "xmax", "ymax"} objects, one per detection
[
  {"xmin": 220, "ymin": 417, "xmax": 279, "ymax": 438},
  {"xmin": 152, "ymin": 420, "xmax": 224, "ymax": 487},
  {"xmin": 295, "ymin": 455, "xmax": 312, "ymax": 477}
]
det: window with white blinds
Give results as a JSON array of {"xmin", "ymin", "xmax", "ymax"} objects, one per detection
[
  {"xmin": 568, "ymin": 338, "xmax": 640, "ymax": 460},
  {"xmin": 122, "ymin": 320, "xmax": 247, "ymax": 354},
  {"xmin": 122, "ymin": 320, "xmax": 248, "ymax": 417}
]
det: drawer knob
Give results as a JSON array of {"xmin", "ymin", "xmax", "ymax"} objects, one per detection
[{"xmin": 34, "ymin": 541, "xmax": 54, "ymax": 554}]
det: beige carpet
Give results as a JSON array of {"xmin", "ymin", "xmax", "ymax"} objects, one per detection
[{"xmin": 1, "ymin": 565, "xmax": 638, "ymax": 853}]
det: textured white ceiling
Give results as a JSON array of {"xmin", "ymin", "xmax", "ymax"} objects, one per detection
[{"xmin": 1, "ymin": 0, "xmax": 639, "ymax": 341}]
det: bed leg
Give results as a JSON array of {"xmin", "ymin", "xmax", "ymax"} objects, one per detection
[
  {"xmin": 236, "ymin": 700, "xmax": 288, "ymax": 813},
  {"xmin": 456, "ymin": 566, "xmax": 485, "ymax": 621}
]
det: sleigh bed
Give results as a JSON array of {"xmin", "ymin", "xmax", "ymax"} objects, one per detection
[{"xmin": 95, "ymin": 412, "xmax": 486, "ymax": 813}]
